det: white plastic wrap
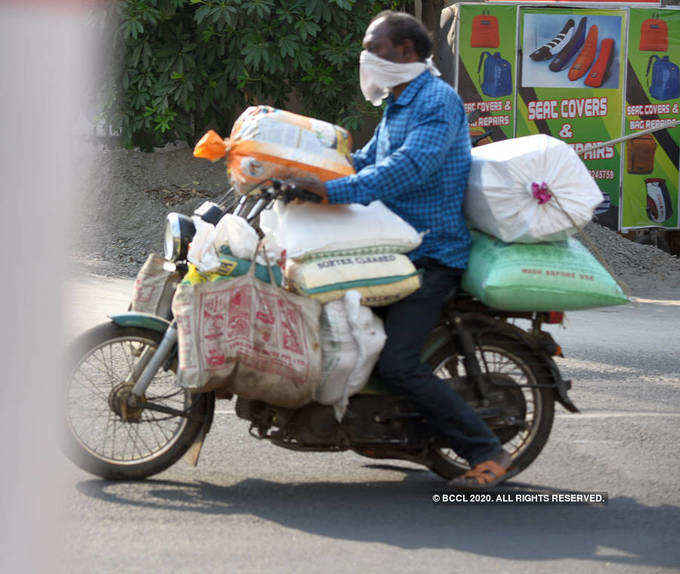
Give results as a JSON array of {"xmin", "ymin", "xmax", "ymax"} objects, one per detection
[
  {"xmin": 464, "ymin": 134, "xmax": 604, "ymax": 243},
  {"xmin": 314, "ymin": 291, "xmax": 386, "ymax": 421},
  {"xmin": 260, "ymin": 200, "xmax": 422, "ymax": 260},
  {"xmin": 187, "ymin": 217, "xmax": 220, "ymax": 272}
]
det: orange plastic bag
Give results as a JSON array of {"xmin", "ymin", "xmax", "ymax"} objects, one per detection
[{"xmin": 195, "ymin": 106, "xmax": 355, "ymax": 194}]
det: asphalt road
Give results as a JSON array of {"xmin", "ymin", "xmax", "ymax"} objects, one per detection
[{"xmin": 60, "ymin": 276, "xmax": 680, "ymax": 573}]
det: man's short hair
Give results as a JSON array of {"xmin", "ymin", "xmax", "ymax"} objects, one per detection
[{"xmin": 372, "ymin": 10, "xmax": 433, "ymax": 60}]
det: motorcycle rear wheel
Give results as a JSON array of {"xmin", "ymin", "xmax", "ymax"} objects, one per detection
[
  {"xmin": 62, "ymin": 322, "xmax": 209, "ymax": 480},
  {"xmin": 426, "ymin": 335, "xmax": 555, "ymax": 480}
]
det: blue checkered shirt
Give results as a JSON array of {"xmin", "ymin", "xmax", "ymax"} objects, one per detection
[{"xmin": 325, "ymin": 71, "xmax": 472, "ymax": 269}]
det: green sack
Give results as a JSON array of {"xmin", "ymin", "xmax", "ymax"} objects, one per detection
[
  {"xmin": 462, "ymin": 231, "xmax": 628, "ymax": 311},
  {"xmin": 182, "ymin": 246, "xmax": 283, "ymax": 286}
]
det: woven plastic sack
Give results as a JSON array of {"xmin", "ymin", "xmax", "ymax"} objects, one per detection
[
  {"xmin": 286, "ymin": 253, "xmax": 421, "ymax": 306},
  {"xmin": 194, "ymin": 106, "xmax": 355, "ymax": 194},
  {"xmin": 461, "ymin": 231, "xmax": 628, "ymax": 311},
  {"xmin": 464, "ymin": 134, "xmax": 603, "ymax": 243},
  {"xmin": 316, "ymin": 291, "xmax": 386, "ymax": 421},
  {"xmin": 172, "ymin": 248, "xmax": 322, "ymax": 407},
  {"xmin": 260, "ymin": 200, "xmax": 422, "ymax": 261},
  {"xmin": 130, "ymin": 254, "xmax": 181, "ymax": 318}
]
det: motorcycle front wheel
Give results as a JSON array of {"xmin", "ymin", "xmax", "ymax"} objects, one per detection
[
  {"xmin": 62, "ymin": 322, "xmax": 210, "ymax": 480},
  {"xmin": 426, "ymin": 334, "xmax": 555, "ymax": 480}
]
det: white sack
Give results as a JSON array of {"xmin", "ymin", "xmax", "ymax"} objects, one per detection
[
  {"xmin": 187, "ymin": 217, "xmax": 220, "ymax": 272},
  {"xmin": 214, "ymin": 213, "xmax": 259, "ymax": 259},
  {"xmin": 315, "ymin": 291, "xmax": 386, "ymax": 421},
  {"xmin": 213, "ymin": 213, "xmax": 284, "ymax": 264},
  {"xmin": 315, "ymin": 299, "xmax": 356, "ymax": 406},
  {"xmin": 341, "ymin": 291, "xmax": 387, "ymax": 420},
  {"xmin": 286, "ymin": 252, "xmax": 421, "ymax": 306},
  {"xmin": 260, "ymin": 200, "xmax": 422, "ymax": 260},
  {"xmin": 464, "ymin": 134, "xmax": 604, "ymax": 243}
]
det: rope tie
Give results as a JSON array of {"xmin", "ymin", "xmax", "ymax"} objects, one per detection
[{"xmin": 531, "ymin": 182, "xmax": 552, "ymax": 205}]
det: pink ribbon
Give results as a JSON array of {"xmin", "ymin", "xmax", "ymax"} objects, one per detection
[{"xmin": 532, "ymin": 182, "xmax": 552, "ymax": 205}]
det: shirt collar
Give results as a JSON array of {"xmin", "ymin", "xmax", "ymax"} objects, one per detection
[{"xmin": 387, "ymin": 70, "xmax": 432, "ymax": 107}]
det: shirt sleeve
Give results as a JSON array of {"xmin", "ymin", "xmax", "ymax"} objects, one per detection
[
  {"xmin": 326, "ymin": 96, "xmax": 463, "ymax": 205},
  {"xmin": 350, "ymin": 129, "xmax": 378, "ymax": 172}
]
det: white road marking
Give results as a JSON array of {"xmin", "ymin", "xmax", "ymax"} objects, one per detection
[
  {"xmin": 215, "ymin": 409, "xmax": 680, "ymax": 418},
  {"xmin": 556, "ymin": 411, "xmax": 680, "ymax": 419}
]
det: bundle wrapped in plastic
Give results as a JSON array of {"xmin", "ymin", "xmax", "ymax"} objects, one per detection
[
  {"xmin": 185, "ymin": 214, "xmax": 284, "ymax": 286},
  {"xmin": 194, "ymin": 106, "xmax": 355, "ymax": 194},
  {"xmin": 464, "ymin": 134, "xmax": 604, "ymax": 243},
  {"xmin": 260, "ymin": 200, "xmax": 422, "ymax": 261},
  {"xmin": 316, "ymin": 291, "xmax": 387, "ymax": 421}
]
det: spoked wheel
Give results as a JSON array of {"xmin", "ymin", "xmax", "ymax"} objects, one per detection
[
  {"xmin": 62, "ymin": 322, "xmax": 209, "ymax": 480},
  {"xmin": 426, "ymin": 335, "xmax": 555, "ymax": 480}
]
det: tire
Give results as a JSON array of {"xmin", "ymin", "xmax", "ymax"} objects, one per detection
[
  {"xmin": 62, "ymin": 322, "xmax": 210, "ymax": 480},
  {"xmin": 426, "ymin": 335, "xmax": 555, "ymax": 480}
]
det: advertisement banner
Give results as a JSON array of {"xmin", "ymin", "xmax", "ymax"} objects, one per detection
[
  {"xmin": 456, "ymin": 4, "xmax": 518, "ymax": 143},
  {"xmin": 621, "ymin": 8, "xmax": 680, "ymax": 229},
  {"xmin": 517, "ymin": 6, "xmax": 626, "ymax": 230}
]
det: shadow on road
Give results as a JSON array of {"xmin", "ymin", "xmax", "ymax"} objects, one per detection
[{"xmin": 77, "ymin": 470, "xmax": 679, "ymax": 569}]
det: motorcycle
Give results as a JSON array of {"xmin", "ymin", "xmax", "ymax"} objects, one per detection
[{"xmin": 62, "ymin": 139, "xmax": 579, "ymax": 482}]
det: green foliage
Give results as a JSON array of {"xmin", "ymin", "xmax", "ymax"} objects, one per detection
[{"xmin": 97, "ymin": 0, "xmax": 410, "ymax": 150}]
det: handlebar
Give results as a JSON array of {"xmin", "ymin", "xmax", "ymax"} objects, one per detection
[{"xmin": 269, "ymin": 179, "xmax": 323, "ymax": 204}]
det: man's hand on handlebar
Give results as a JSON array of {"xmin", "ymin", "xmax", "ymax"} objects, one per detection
[{"xmin": 280, "ymin": 178, "xmax": 327, "ymax": 204}]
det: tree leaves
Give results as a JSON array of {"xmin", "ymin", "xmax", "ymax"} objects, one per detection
[{"xmin": 100, "ymin": 0, "xmax": 404, "ymax": 148}]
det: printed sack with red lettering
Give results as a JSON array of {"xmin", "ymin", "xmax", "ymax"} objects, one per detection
[
  {"xmin": 171, "ymin": 246, "xmax": 322, "ymax": 408},
  {"xmin": 130, "ymin": 254, "xmax": 181, "ymax": 318},
  {"xmin": 464, "ymin": 134, "xmax": 603, "ymax": 243},
  {"xmin": 462, "ymin": 231, "xmax": 628, "ymax": 311}
]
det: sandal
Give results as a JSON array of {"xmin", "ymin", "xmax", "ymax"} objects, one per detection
[{"xmin": 448, "ymin": 450, "xmax": 512, "ymax": 490}]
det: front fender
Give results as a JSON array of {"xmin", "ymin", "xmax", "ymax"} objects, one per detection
[{"xmin": 109, "ymin": 312, "xmax": 171, "ymax": 334}]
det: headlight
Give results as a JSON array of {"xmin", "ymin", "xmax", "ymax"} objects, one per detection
[{"xmin": 164, "ymin": 213, "xmax": 195, "ymax": 261}]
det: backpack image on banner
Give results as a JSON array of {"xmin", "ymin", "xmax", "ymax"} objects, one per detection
[
  {"xmin": 645, "ymin": 178, "xmax": 673, "ymax": 223},
  {"xmin": 639, "ymin": 17, "xmax": 668, "ymax": 52},
  {"xmin": 626, "ymin": 134, "xmax": 657, "ymax": 174},
  {"xmin": 646, "ymin": 55, "xmax": 680, "ymax": 101},
  {"xmin": 478, "ymin": 52, "xmax": 512, "ymax": 97},
  {"xmin": 471, "ymin": 10, "xmax": 500, "ymax": 48}
]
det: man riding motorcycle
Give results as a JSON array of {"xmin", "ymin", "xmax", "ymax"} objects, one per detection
[{"xmin": 285, "ymin": 10, "xmax": 511, "ymax": 488}]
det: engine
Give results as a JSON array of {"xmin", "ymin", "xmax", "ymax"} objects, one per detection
[{"xmin": 234, "ymin": 395, "xmax": 434, "ymax": 452}]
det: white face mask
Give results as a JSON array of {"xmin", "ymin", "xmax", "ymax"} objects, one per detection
[{"xmin": 359, "ymin": 50, "xmax": 441, "ymax": 106}]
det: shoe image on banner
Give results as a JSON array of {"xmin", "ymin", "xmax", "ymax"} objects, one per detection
[
  {"xmin": 645, "ymin": 178, "xmax": 673, "ymax": 223},
  {"xmin": 626, "ymin": 134, "xmax": 657, "ymax": 174},
  {"xmin": 478, "ymin": 51, "xmax": 512, "ymax": 97},
  {"xmin": 646, "ymin": 55, "xmax": 680, "ymax": 101},
  {"xmin": 584, "ymin": 38, "xmax": 615, "ymax": 88},
  {"xmin": 550, "ymin": 17, "xmax": 587, "ymax": 72},
  {"xmin": 568, "ymin": 25, "xmax": 598, "ymax": 81},
  {"xmin": 471, "ymin": 10, "xmax": 500, "ymax": 48},
  {"xmin": 639, "ymin": 17, "xmax": 668, "ymax": 52},
  {"xmin": 530, "ymin": 19, "xmax": 575, "ymax": 61}
]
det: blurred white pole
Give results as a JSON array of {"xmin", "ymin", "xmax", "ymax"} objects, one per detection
[
  {"xmin": 0, "ymin": 2, "xmax": 101, "ymax": 571},
  {"xmin": 415, "ymin": 0, "xmax": 423, "ymax": 21}
]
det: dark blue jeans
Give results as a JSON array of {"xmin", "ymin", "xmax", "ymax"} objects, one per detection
[{"xmin": 375, "ymin": 260, "xmax": 502, "ymax": 467}]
